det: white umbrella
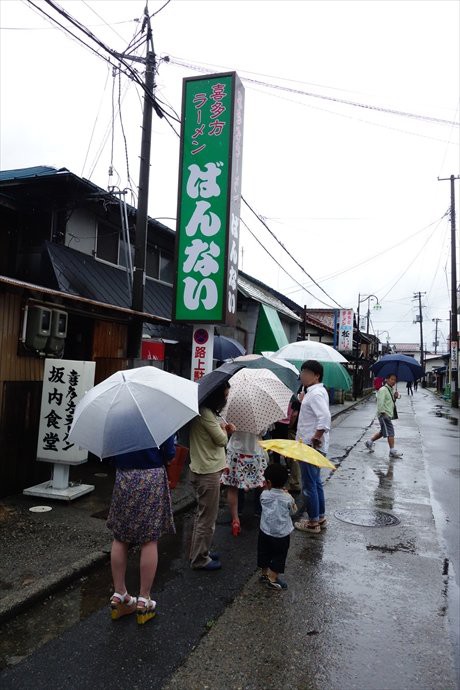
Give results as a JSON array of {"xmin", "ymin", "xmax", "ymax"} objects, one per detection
[
  {"xmin": 223, "ymin": 368, "xmax": 292, "ymax": 434},
  {"xmin": 68, "ymin": 367, "xmax": 199, "ymax": 458},
  {"xmin": 273, "ymin": 340, "xmax": 348, "ymax": 363},
  {"xmin": 269, "ymin": 357, "xmax": 300, "ymax": 374}
]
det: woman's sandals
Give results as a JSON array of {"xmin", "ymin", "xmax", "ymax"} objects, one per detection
[
  {"xmin": 136, "ymin": 597, "xmax": 157, "ymax": 625},
  {"xmin": 110, "ymin": 592, "xmax": 137, "ymax": 620}
]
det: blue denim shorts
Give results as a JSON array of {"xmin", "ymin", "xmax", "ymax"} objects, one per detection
[{"xmin": 378, "ymin": 415, "xmax": 394, "ymax": 438}]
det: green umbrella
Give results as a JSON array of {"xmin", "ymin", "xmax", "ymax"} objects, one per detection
[{"xmin": 288, "ymin": 360, "xmax": 352, "ymax": 391}]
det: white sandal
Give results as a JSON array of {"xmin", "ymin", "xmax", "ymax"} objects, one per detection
[
  {"xmin": 110, "ymin": 591, "xmax": 137, "ymax": 620},
  {"xmin": 136, "ymin": 596, "xmax": 157, "ymax": 625}
]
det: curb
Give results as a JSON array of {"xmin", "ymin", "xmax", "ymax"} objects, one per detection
[
  {"xmin": 0, "ymin": 491, "xmax": 197, "ymax": 626},
  {"xmin": 0, "ymin": 398, "xmax": 371, "ymax": 625}
]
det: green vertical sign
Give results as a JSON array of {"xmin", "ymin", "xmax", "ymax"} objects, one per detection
[{"xmin": 173, "ymin": 72, "xmax": 244, "ymax": 324}]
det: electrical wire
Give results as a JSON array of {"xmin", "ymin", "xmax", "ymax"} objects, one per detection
[
  {"xmin": 80, "ymin": 64, "xmax": 110, "ymax": 177},
  {"xmin": 283, "ymin": 213, "xmax": 449, "ymax": 296},
  {"xmin": 79, "ymin": 0, "xmax": 128, "ymax": 43},
  {"xmin": 150, "ymin": 0, "xmax": 172, "ymax": 18},
  {"xmin": 242, "ymin": 197, "xmax": 343, "ymax": 308},
  {"xmin": 167, "ymin": 56, "xmax": 460, "ymax": 128},
  {"xmin": 240, "ymin": 218, "xmax": 335, "ymax": 308}
]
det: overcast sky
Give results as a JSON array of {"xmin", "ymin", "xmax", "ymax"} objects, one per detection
[{"xmin": 1, "ymin": 0, "xmax": 459, "ymax": 349}]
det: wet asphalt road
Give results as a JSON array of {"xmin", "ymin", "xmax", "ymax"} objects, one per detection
[{"xmin": 0, "ymin": 391, "xmax": 458, "ymax": 689}]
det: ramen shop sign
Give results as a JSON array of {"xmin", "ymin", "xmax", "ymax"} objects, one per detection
[{"xmin": 174, "ymin": 72, "xmax": 245, "ymax": 325}]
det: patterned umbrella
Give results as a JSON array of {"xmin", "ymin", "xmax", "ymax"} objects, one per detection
[{"xmin": 222, "ymin": 368, "xmax": 292, "ymax": 434}]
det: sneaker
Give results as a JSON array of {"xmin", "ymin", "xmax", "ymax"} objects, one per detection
[
  {"xmin": 389, "ymin": 449, "xmax": 403, "ymax": 458},
  {"xmin": 365, "ymin": 440, "xmax": 375, "ymax": 453},
  {"xmin": 195, "ymin": 559, "xmax": 222, "ymax": 571},
  {"xmin": 294, "ymin": 520, "xmax": 321, "ymax": 534},
  {"xmin": 266, "ymin": 577, "xmax": 288, "ymax": 591}
]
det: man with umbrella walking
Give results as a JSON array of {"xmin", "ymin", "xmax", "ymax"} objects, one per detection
[{"xmin": 365, "ymin": 373, "xmax": 403, "ymax": 458}]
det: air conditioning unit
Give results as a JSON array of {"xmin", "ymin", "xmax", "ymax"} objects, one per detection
[
  {"xmin": 46, "ymin": 310, "xmax": 68, "ymax": 355},
  {"xmin": 25, "ymin": 306, "xmax": 52, "ymax": 351}
]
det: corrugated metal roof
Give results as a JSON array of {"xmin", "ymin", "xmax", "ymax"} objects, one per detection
[
  {"xmin": 237, "ymin": 275, "xmax": 301, "ymax": 322},
  {"xmin": 45, "ymin": 242, "xmax": 172, "ymax": 320},
  {"xmin": 0, "ymin": 166, "xmax": 69, "ymax": 181},
  {"xmin": 0, "ymin": 274, "xmax": 168, "ymax": 323}
]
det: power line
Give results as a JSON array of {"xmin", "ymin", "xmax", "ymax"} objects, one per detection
[
  {"xmin": 240, "ymin": 219, "xmax": 335, "ymax": 308},
  {"xmin": 167, "ymin": 56, "xmax": 460, "ymax": 128},
  {"xmin": 242, "ymin": 197, "xmax": 343, "ymax": 308},
  {"xmin": 79, "ymin": 0, "xmax": 128, "ymax": 42}
]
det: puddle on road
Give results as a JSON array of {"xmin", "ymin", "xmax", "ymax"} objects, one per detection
[
  {"xmin": 0, "ymin": 512, "xmax": 192, "ymax": 670},
  {"xmin": 432, "ymin": 405, "xmax": 459, "ymax": 425}
]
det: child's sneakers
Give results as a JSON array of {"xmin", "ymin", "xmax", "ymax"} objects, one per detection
[
  {"xmin": 389, "ymin": 449, "xmax": 403, "ymax": 458},
  {"xmin": 365, "ymin": 440, "xmax": 375, "ymax": 453}
]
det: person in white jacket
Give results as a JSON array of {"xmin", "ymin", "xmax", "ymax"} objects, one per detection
[{"xmin": 295, "ymin": 360, "xmax": 331, "ymax": 535}]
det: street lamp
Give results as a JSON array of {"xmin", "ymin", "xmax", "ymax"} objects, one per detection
[
  {"xmin": 377, "ymin": 330, "xmax": 391, "ymax": 354},
  {"xmin": 357, "ymin": 293, "xmax": 381, "ymax": 335}
]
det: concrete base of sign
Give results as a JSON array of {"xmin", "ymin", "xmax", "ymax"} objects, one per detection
[{"xmin": 23, "ymin": 480, "xmax": 95, "ymax": 501}]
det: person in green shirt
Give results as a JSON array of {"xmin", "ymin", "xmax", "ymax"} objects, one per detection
[
  {"xmin": 365, "ymin": 374, "xmax": 403, "ymax": 458},
  {"xmin": 189, "ymin": 382, "xmax": 236, "ymax": 571}
]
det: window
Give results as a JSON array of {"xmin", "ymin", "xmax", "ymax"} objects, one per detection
[
  {"xmin": 159, "ymin": 252, "xmax": 174, "ymax": 284},
  {"xmin": 96, "ymin": 222, "xmax": 118, "ymax": 264},
  {"xmin": 146, "ymin": 245, "xmax": 160, "ymax": 279}
]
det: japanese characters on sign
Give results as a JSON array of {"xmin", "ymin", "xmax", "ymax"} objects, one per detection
[
  {"xmin": 37, "ymin": 359, "xmax": 95, "ymax": 464},
  {"xmin": 451, "ymin": 341, "xmax": 458, "ymax": 372},
  {"xmin": 338, "ymin": 309, "xmax": 354, "ymax": 352},
  {"xmin": 191, "ymin": 326, "xmax": 214, "ymax": 382},
  {"xmin": 174, "ymin": 72, "xmax": 245, "ymax": 325}
]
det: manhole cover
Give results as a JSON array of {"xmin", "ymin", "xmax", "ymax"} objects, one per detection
[
  {"xmin": 334, "ymin": 508, "xmax": 400, "ymax": 527},
  {"xmin": 29, "ymin": 505, "xmax": 52, "ymax": 513}
]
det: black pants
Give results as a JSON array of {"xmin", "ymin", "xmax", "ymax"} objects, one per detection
[{"xmin": 257, "ymin": 529, "xmax": 290, "ymax": 574}]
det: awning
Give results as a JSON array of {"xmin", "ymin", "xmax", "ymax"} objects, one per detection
[{"xmin": 253, "ymin": 304, "xmax": 289, "ymax": 354}]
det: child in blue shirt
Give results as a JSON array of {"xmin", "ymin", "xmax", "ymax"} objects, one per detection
[{"xmin": 258, "ymin": 463, "xmax": 296, "ymax": 590}]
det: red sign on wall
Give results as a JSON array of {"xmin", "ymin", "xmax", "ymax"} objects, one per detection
[{"xmin": 141, "ymin": 341, "xmax": 165, "ymax": 361}]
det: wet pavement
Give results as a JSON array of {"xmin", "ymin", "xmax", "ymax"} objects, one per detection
[{"xmin": 0, "ymin": 391, "xmax": 458, "ymax": 689}]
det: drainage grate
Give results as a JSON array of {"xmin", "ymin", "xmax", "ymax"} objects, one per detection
[{"xmin": 334, "ymin": 508, "xmax": 400, "ymax": 527}]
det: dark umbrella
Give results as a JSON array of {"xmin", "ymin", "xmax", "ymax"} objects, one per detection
[
  {"xmin": 198, "ymin": 361, "xmax": 246, "ymax": 405},
  {"xmin": 232, "ymin": 355, "xmax": 300, "ymax": 392},
  {"xmin": 213, "ymin": 335, "xmax": 246, "ymax": 361},
  {"xmin": 371, "ymin": 354, "xmax": 424, "ymax": 382}
]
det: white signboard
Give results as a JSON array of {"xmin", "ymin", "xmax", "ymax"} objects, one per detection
[
  {"xmin": 37, "ymin": 359, "xmax": 95, "ymax": 465},
  {"xmin": 338, "ymin": 309, "xmax": 354, "ymax": 352},
  {"xmin": 191, "ymin": 326, "xmax": 214, "ymax": 382}
]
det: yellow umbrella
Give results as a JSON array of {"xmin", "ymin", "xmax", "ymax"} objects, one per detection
[{"xmin": 259, "ymin": 439, "xmax": 336, "ymax": 470}]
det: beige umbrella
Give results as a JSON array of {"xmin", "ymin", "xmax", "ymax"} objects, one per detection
[{"xmin": 222, "ymin": 368, "xmax": 292, "ymax": 434}]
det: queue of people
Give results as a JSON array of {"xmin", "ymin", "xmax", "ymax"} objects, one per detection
[{"xmin": 105, "ymin": 361, "xmax": 404, "ymax": 623}]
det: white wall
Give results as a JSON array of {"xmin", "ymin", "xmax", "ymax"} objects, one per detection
[{"xmin": 65, "ymin": 208, "xmax": 96, "ymax": 256}]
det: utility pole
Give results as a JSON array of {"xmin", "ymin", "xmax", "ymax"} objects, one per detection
[
  {"xmin": 413, "ymin": 291, "xmax": 426, "ymax": 379},
  {"xmin": 126, "ymin": 15, "xmax": 156, "ymax": 359},
  {"xmin": 437, "ymin": 174, "xmax": 459, "ymax": 407},
  {"xmin": 432, "ymin": 317, "xmax": 442, "ymax": 355}
]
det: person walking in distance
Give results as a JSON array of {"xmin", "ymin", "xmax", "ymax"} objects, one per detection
[
  {"xmin": 294, "ymin": 360, "xmax": 331, "ymax": 535},
  {"xmin": 365, "ymin": 373, "xmax": 403, "ymax": 458},
  {"xmin": 406, "ymin": 381, "xmax": 413, "ymax": 396}
]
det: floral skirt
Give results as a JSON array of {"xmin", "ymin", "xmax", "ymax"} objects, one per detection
[
  {"xmin": 107, "ymin": 467, "xmax": 175, "ymax": 544},
  {"xmin": 221, "ymin": 451, "xmax": 268, "ymax": 490}
]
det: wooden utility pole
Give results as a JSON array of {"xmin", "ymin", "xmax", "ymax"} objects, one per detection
[
  {"xmin": 125, "ymin": 15, "xmax": 156, "ymax": 359},
  {"xmin": 438, "ymin": 174, "xmax": 459, "ymax": 407}
]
